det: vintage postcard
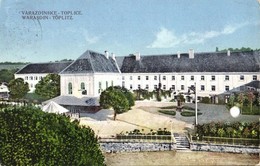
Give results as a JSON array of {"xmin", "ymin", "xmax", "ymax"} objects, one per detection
[{"xmin": 0, "ymin": 0, "xmax": 259, "ymax": 165}]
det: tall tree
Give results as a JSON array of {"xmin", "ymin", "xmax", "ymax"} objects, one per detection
[
  {"xmin": 35, "ymin": 74, "xmax": 60, "ymax": 99},
  {"xmin": 247, "ymin": 92, "xmax": 255, "ymax": 112},
  {"xmin": 237, "ymin": 93, "xmax": 245, "ymax": 113},
  {"xmin": 100, "ymin": 87, "xmax": 129, "ymax": 120},
  {"xmin": 8, "ymin": 78, "xmax": 29, "ymax": 99}
]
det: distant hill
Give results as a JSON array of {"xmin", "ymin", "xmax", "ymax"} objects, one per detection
[{"xmin": 0, "ymin": 62, "xmax": 28, "ymax": 70}]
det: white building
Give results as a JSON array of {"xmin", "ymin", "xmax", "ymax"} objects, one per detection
[
  {"xmin": 59, "ymin": 50, "xmax": 121, "ymax": 98},
  {"xmin": 0, "ymin": 83, "xmax": 9, "ymax": 99},
  {"xmin": 119, "ymin": 50, "xmax": 260, "ymax": 102},
  {"xmin": 15, "ymin": 62, "xmax": 72, "ymax": 92},
  {"xmin": 15, "ymin": 49, "xmax": 260, "ymax": 106}
]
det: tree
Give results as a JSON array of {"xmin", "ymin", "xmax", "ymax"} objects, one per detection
[
  {"xmin": 0, "ymin": 106, "xmax": 105, "ymax": 165},
  {"xmin": 35, "ymin": 74, "xmax": 60, "ymax": 99},
  {"xmin": 0, "ymin": 69, "xmax": 16, "ymax": 83},
  {"xmin": 237, "ymin": 93, "xmax": 245, "ymax": 113},
  {"xmin": 108, "ymin": 86, "xmax": 135, "ymax": 109},
  {"xmin": 247, "ymin": 92, "xmax": 255, "ymax": 112},
  {"xmin": 100, "ymin": 86, "xmax": 130, "ymax": 120},
  {"xmin": 8, "ymin": 78, "xmax": 29, "ymax": 99}
]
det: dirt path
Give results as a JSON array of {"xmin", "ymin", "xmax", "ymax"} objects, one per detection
[{"xmin": 104, "ymin": 151, "xmax": 259, "ymax": 166}]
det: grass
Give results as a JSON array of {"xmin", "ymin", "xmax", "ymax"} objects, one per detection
[
  {"xmin": 158, "ymin": 110, "xmax": 176, "ymax": 116},
  {"xmin": 181, "ymin": 111, "xmax": 202, "ymax": 117},
  {"xmin": 160, "ymin": 105, "xmax": 200, "ymax": 111}
]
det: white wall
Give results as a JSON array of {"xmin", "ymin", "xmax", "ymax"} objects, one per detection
[
  {"xmin": 14, "ymin": 73, "xmax": 48, "ymax": 93},
  {"xmin": 60, "ymin": 73, "xmax": 121, "ymax": 98},
  {"xmin": 121, "ymin": 72, "xmax": 260, "ymax": 98}
]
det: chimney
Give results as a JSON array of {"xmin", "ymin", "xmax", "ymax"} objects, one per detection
[
  {"xmin": 104, "ymin": 50, "xmax": 109, "ymax": 59},
  {"xmin": 111, "ymin": 53, "xmax": 116, "ymax": 61},
  {"xmin": 189, "ymin": 49, "xmax": 194, "ymax": 59},
  {"xmin": 135, "ymin": 52, "xmax": 140, "ymax": 61},
  {"xmin": 227, "ymin": 50, "xmax": 231, "ymax": 56},
  {"xmin": 177, "ymin": 51, "xmax": 181, "ymax": 58}
]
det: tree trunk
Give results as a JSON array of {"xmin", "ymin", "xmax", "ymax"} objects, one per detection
[{"xmin": 113, "ymin": 111, "xmax": 117, "ymax": 121}]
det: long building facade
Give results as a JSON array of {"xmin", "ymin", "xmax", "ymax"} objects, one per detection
[
  {"xmin": 15, "ymin": 49, "xmax": 260, "ymax": 103},
  {"xmin": 119, "ymin": 50, "xmax": 260, "ymax": 102}
]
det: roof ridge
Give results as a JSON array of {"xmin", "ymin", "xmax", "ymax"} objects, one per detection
[{"xmin": 87, "ymin": 50, "xmax": 96, "ymax": 73}]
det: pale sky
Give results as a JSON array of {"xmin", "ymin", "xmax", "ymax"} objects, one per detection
[{"xmin": 0, "ymin": 0, "xmax": 260, "ymax": 62}]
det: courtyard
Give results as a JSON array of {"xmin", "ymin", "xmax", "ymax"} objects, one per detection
[{"xmin": 79, "ymin": 101, "xmax": 259, "ymax": 137}]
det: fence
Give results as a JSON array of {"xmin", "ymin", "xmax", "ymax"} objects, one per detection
[
  {"xmin": 191, "ymin": 136, "xmax": 259, "ymax": 146},
  {"xmin": 100, "ymin": 134, "xmax": 175, "ymax": 143}
]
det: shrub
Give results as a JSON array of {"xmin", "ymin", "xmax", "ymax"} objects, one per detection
[
  {"xmin": 196, "ymin": 121, "xmax": 259, "ymax": 139},
  {"xmin": 180, "ymin": 111, "xmax": 202, "ymax": 117},
  {"xmin": 0, "ymin": 106, "xmax": 105, "ymax": 165},
  {"xmin": 158, "ymin": 110, "xmax": 176, "ymax": 116},
  {"xmin": 200, "ymin": 97, "xmax": 211, "ymax": 104}
]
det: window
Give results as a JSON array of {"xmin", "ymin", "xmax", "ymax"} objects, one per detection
[
  {"xmin": 122, "ymin": 81, "xmax": 125, "ymax": 88},
  {"xmin": 130, "ymin": 76, "xmax": 133, "ymax": 80},
  {"xmin": 39, "ymin": 76, "xmax": 42, "ymax": 80},
  {"xmin": 171, "ymin": 85, "xmax": 175, "ymax": 91},
  {"xmin": 145, "ymin": 84, "xmax": 149, "ymax": 89},
  {"xmin": 191, "ymin": 76, "xmax": 194, "ymax": 80},
  {"xmin": 25, "ymin": 76, "xmax": 28, "ymax": 80},
  {"xmin": 154, "ymin": 76, "xmax": 157, "ymax": 80},
  {"xmin": 30, "ymin": 76, "xmax": 33, "ymax": 80},
  {"xmin": 201, "ymin": 85, "xmax": 205, "ymax": 91},
  {"xmin": 211, "ymin": 76, "xmax": 215, "ymax": 81},
  {"xmin": 99, "ymin": 82, "xmax": 102, "ymax": 90},
  {"xmin": 163, "ymin": 85, "xmax": 166, "ymax": 90},
  {"xmin": 146, "ymin": 76, "xmax": 149, "ymax": 80},
  {"xmin": 181, "ymin": 76, "xmax": 184, "ymax": 80},
  {"xmin": 30, "ymin": 84, "xmax": 34, "ymax": 88},
  {"xmin": 225, "ymin": 75, "xmax": 229, "ymax": 81},
  {"xmin": 122, "ymin": 76, "xmax": 125, "ymax": 80},
  {"xmin": 253, "ymin": 75, "xmax": 257, "ymax": 80},
  {"xmin": 68, "ymin": 83, "xmax": 72, "ymax": 94},
  {"xmin": 138, "ymin": 76, "xmax": 141, "ymax": 80},
  {"xmin": 81, "ymin": 83, "xmax": 87, "ymax": 95},
  {"xmin": 225, "ymin": 86, "xmax": 229, "ymax": 91},
  {"xmin": 34, "ymin": 76, "xmax": 38, "ymax": 80},
  {"xmin": 163, "ymin": 76, "xmax": 166, "ymax": 80},
  {"xmin": 181, "ymin": 85, "xmax": 184, "ymax": 90},
  {"xmin": 172, "ymin": 76, "xmax": 175, "ymax": 80},
  {"xmin": 154, "ymin": 85, "xmax": 157, "ymax": 89},
  {"xmin": 211, "ymin": 85, "xmax": 216, "ymax": 91},
  {"xmin": 130, "ymin": 84, "xmax": 132, "ymax": 89},
  {"xmin": 240, "ymin": 75, "xmax": 244, "ymax": 80},
  {"xmin": 138, "ymin": 84, "xmax": 141, "ymax": 89},
  {"xmin": 80, "ymin": 82, "xmax": 85, "ymax": 90},
  {"xmin": 201, "ymin": 76, "xmax": 204, "ymax": 80}
]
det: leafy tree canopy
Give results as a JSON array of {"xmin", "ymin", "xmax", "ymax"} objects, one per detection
[
  {"xmin": 100, "ymin": 86, "xmax": 130, "ymax": 120},
  {"xmin": 0, "ymin": 106, "xmax": 105, "ymax": 165},
  {"xmin": 35, "ymin": 74, "xmax": 60, "ymax": 99},
  {"xmin": 107, "ymin": 86, "xmax": 135, "ymax": 109},
  {"xmin": 0, "ymin": 69, "xmax": 16, "ymax": 83},
  {"xmin": 8, "ymin": 78, "xmax": 29, "ymax": 99}
]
